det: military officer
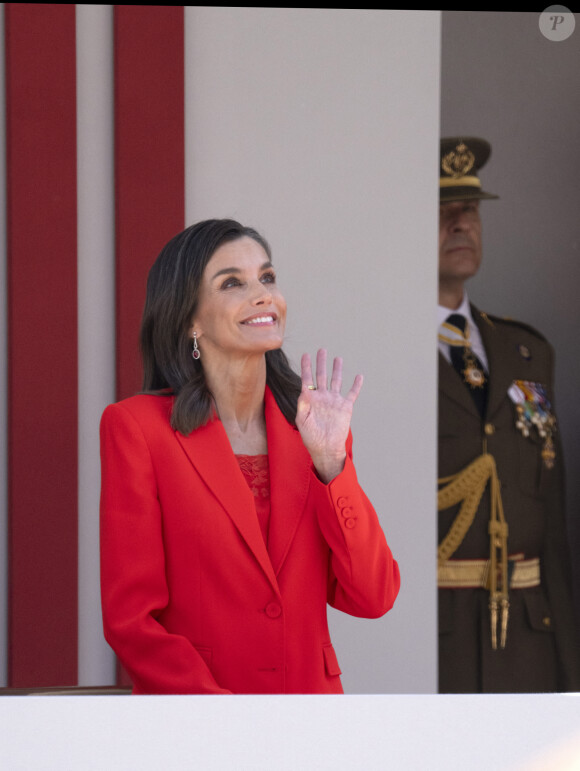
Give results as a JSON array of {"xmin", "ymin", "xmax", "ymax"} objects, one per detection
[{"xmin": 437, "ymin": 136, "xmax": 580, "ymax": 692}]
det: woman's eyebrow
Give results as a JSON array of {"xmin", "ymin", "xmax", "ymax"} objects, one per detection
[
  {"xmin": 211, "ymin": 261, "xmax": 272, "ymax": 281},
  {"xmin": 211, "ymin": 266, "xmax": 240, "ymax": 280}
]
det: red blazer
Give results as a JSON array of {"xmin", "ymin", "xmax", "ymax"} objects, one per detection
[{"xmin": 100, "ymin": 387, "xmax": 400, "ymax": 694}]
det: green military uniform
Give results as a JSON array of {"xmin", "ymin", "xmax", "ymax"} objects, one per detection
[
  {"xmin": 438, "ymin": 308, "xmax": 580, "ymax": 692},
  {"xmin": 437, "ymin": 136, "xmax": 580, "ymax": 692}
]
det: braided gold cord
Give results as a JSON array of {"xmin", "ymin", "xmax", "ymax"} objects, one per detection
[
  {"xmin": 437, "ymin": 454, "xmax": 496, "ymax": 565},
  {"xmin": 438, "ymin": 452, "xmax": 510, "ymax": 648}
]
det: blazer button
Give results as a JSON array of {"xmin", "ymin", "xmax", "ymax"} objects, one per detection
[
  {"xmin": 484, "ymin": 423, "xmax": 495, "ymax": 436},
  {"xmin": 337, "ymin": 497, "xmax": 349, "ymax": 507},
  {"xmin": 265, "ymin": 602, "xmax": 282, "ymax": 619},
  {"xmin": 344, "ymin": 518, "xmax": 357, "ymax": 529},
  {"xmin": 340, "ymin": 507, "xmax": 353, "ymax": 518}
]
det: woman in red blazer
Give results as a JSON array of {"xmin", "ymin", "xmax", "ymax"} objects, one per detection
[{"xmin": 100, "ymin": 219, "xmax": 400, "ymax": 694}]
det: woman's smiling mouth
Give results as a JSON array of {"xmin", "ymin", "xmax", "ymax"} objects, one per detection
[{"xmin": 241, "ymin": 314, "xmax": 277, "ymax": 326}]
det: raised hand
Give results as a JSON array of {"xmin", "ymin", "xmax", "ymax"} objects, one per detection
[{"xmin": 296, "ymin": 348, "xmax": 363, "ymax": 484}]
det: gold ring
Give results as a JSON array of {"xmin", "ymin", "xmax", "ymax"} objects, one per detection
[{"xmin": 307, "ymin": 385, "xmax": 317, "ymax": 390}]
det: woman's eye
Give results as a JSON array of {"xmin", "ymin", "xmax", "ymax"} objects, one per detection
[
  {"xmin": 221, "ymin": 277, "xmax": 241, "ymax": 289},
  {"xmin": 260, "ymin": 271, "xmax": 276, "ymax": 284}
]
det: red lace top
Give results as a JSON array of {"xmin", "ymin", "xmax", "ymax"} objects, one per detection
[{"xmin": 235, "ymin": 454, "xmax": 271, "ymax": 547}]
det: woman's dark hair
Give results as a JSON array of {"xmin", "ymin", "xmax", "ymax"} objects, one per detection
[{"xmin": 140, "ymin": 218, "xmax": 301, "ymax": 435}]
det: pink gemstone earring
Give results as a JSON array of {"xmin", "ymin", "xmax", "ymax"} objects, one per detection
[{"xmin": 192, "ymin": 331, "xmax": 201, "ymax": 360}]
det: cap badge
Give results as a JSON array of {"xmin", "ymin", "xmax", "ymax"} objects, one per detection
[{"xmin": 441, "ymin": 142, "xmax": 475, "ymax": 178}]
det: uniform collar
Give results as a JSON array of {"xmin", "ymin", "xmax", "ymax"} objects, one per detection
[{"xmin": 438, "ymin": 290, "xmax": 475, "ymax": 328}]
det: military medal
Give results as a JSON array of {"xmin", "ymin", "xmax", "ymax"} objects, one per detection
[
  {"xmin": 463, "ymin": 363, "xmax": 485, "ymax": 388},
  {"xmin": 459, "ymin": 324, "xmax": 486, "ymax": 389},
  {"xmin": 508, "ymin": 380, "xmax": 557, "ymax": 469},
  {"xmin": 461, "ymin": 350, "xmax": 486, "ymax": 389},
  {"xmin": 541, "ymin": 436, "xmax": 556, "ymax": 470},
  {"xmin": 439, "ymin": 317, "xmax": 487, "ymax": 390}
]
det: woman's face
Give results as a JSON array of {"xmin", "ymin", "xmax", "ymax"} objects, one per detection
[{"xmin": 190, "ymin": 236, "xmax": 287, "ymax": 360}]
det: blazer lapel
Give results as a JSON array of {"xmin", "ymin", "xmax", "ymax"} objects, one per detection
[
  {"xmin": 264, "ymin": 388, "xmax": 311, "ymax": 577},
  {"xmin": 175, "ymin": 415, "xmax": 280, "ymax": 594}
]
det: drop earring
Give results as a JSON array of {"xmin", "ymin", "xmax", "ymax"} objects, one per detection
[{"xmin": 192, "ymin": 331, "xmax": 201, "ymax": 360}]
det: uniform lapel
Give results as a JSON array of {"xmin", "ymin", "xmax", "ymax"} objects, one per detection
[
  {"xmin": 175, "ymin": 414, "xmax": 280, "ymax": 594},
  {"xmin": 263, "ymin": 388, "xmax": 311, "ymax": 577},
  {"xmin": 438, "ymin": 350, "xmax": 480, "ymax": 418},
  {"xmin": 472, "ymin": 306, "xmax": 514, "ymax": 420}
]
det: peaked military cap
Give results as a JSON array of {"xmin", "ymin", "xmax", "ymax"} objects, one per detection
[{"xmin": 440, "ymin": 136, "xmax": 499, "ymax": 202}]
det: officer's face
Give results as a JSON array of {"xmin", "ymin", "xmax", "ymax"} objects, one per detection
[{"xmin": 438, "ymin": 200, "xmax": 483, "ymax": 286}]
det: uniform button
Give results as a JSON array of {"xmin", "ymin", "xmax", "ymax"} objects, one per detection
[
  {"xmin": 265, "ymin": 602, "xmax": 282, "ymax": 618},
  {"xmin": 337, "ymin": 497, "xmax": 349, "ymax": 507},
  {"xmin": 340, "ymin": 507, "xmax": 353, "ymax": 518},
  {"xmin": 484, "ymin": 423, "xmax": 495, "ymax": 436},
  {"xmin": 344, "ymin": 518, "xmax": 357, "ymax": 529},
  {"xmin": 542, "ymin": 616, "xmax": 551, "ymax": 628}
]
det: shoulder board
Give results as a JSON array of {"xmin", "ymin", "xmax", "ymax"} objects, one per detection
[{"xmin": 477, "ymin": 310, "xmax": 548, "ymax": 341}]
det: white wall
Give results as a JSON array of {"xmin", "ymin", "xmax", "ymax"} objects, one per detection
[{"xmin": 185, "ymin": 7, "xmax": 440, "ymax": 693}]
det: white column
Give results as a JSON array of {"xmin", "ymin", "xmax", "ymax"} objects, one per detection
[
  {"xmin": 185, "ymin": 7, "xmax": 441, "ymax": 693},
  {"xmin": 76, "ymin": 3, "xmax": 116, "ymax": 685}
]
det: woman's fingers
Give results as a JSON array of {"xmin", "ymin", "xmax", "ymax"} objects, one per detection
[
  {"xmin": 315, "ymin": 348, "xmax": 328, "ymax": 391},
  {"xmin": 301, "ymin": 349, "xmax": 330, "ymax": 391},
  {"xmin": 329, "ymin": 356, "xmax": 343, "ymax": 393},
  {"xmin": 301, "ymin": 350, "xmax": 362, "ymax": 400},
  {"xmin": 346, "ymin": 373, "xmax": 364, "ymax": 403},
  {"xmin": 300, "ymin": 352, "xmax": 314, "ymax": 389}
]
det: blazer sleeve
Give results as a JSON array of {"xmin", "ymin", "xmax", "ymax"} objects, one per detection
[
  {"xmin": 310, "ymin": 433, "xmax": 400, "ymax": 618},
  {"xmin": 99, "ymin": 402, "xmax": 231, "ymax": 694}
]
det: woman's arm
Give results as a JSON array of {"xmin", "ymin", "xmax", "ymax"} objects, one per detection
[
  {"xmin": 100, "ymin": 402, "xmax": 231, "ymax": 694},
  {"xmin": 310, "ymin": 433, "xmax": 400, "ymax": 618},
  {"xmin": 296, "ymin": 349, "xmax": 400, "ymax": 617}
]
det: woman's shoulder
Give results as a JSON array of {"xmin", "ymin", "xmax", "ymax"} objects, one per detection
[{"xmin": 101, "ymin": 392, "xmax": 174, "ymax": 429}]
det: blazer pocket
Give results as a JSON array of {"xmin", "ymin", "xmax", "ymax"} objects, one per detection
[
  {"xmin": 323, "ymin": 643, "xmax": 342, "ymax": 677},
  {"xmin": 523, "ymin": 589, "xmax": 554, "ymax": 633}
]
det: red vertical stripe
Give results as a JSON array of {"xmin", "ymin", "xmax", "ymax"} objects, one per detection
[
  {"xmin": 114, "ymin": 4, "xmax": 185, "ymax": 686},
  {"xmin": 5, "ymin": 4, "xmax": 78, "ymax": 686},
  {"xmin": 114, "ymin": 5, "xmax": 185, "ymax": 402}
]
